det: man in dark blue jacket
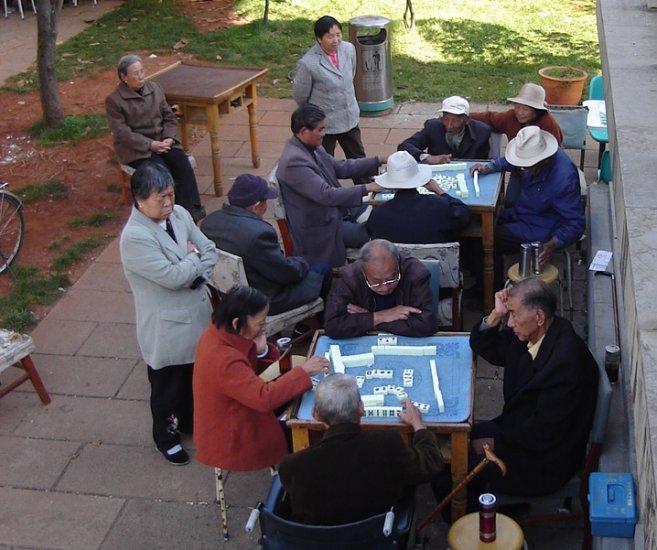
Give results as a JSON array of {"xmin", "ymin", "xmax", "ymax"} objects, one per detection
[
  {"xmin": 398, "ymin": 96, "xmax": 491, "ymax": 163},
  {"xmin": 471, "ymin": 126, "xmax": 585, "ymax": 290},
  {"xmin": 201, "ymin": 174, "xmax": 330, "ymax": 315}
]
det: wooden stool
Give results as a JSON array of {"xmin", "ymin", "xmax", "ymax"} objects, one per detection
[
  {"xmin": 506, "ymin": 263, "xmax": 564, "ymax": 316},
  {"xmin": 0, "ymin": 330, "xmax": 50, "ymax": 404},
  {"xmin": 447, "ymin": 512, "xmax": 526, "ymax": 550}
]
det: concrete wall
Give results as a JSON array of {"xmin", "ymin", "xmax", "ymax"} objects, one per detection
[{"xmin": 598, "ymin": 0, "xmax": 657, "ymax": 546}]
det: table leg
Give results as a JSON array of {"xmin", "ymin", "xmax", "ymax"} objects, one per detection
[
  {"xmin": 179, "ymin": 107, "xmax": 190, "ymax": 152},
  {"xmin": 291, "ymin": 427, "xmax": 310, "ymax": 452},
  {"xmin": 246, "ymin": 86, "xmax": 260, "ymax": 169},
  {"xmin": 481, "ymin": 211, "xmax": 495, "ymax": 311},
  {"xmin": 451, "ymin": 431, "xmax": 469, "ymax": 520},
  {"xmin": 205, "ymin": 104, "xmax": 223, "ymax": 196}
]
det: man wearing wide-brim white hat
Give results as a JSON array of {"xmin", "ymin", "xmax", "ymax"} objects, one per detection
[
  {"xmin": 398, "ymin": 96, "xmax": 492, "ymax": 164},
  {"xmin": 366, "ymin": 151, "xmax": 471, "ymax": 244},
  {"xmin": 470, "ymin": 126, "xmax": 584, "ymax": 290}
]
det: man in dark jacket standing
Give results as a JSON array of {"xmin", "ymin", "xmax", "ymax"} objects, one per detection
[
  {"xmin": 324, "ymin": 239, "xmax": 436, "ymax": 338},
  {"xmin": 201, "ymin": 174, "xmax": 330, "ymax": 315},
  {"xmin": 279, "ymin": 374, "xmax": 443, "ymax": 526},
  {"xmin": 398, "ymin": 96, "xmax": 491, "ymax": 164},
  {"xmin": 433, "ymin": 278, "xmax": 598, "ymax": 507}
]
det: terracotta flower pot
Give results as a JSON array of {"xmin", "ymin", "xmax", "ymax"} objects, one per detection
[{"xmin": 538, "ymin": 66, "xmax": 588, "ymax": 105}]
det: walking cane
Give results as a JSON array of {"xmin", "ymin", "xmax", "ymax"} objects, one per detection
[{"xmin": 417, "ymin": 443, "xmax": 507, "ymax": 532}]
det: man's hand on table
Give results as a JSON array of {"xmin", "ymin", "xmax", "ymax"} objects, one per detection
[
  {"xmin": 422, "ymin": 154, "xmax": 452, "ymax": 165},
  {"xmin": 399, "ymin": 399, "xmax": 426, "ymax": 431},
  {"xmin": 471, "ymin": 437, "xmax": 495, "ymax": 455},
  {"xmin": 374, "ymin": 305, "xmax": 422, "ymax": 325},
  {"xmin": 365, "ymin": 182, "xmax": 384, "ymax": 194},
  {"xmin": 424, "ymin": 179, "xmax": 445, "ymax": 196},
  {"xmin": 469, "ymin": 163, "xmax": 493, "ymax": 176}
]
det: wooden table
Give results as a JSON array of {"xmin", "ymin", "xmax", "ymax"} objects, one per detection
[
  {"xmin": 149, "ymin": 62, "xmax": 269, "ymax": 196},
  {"xmin": 448, "ymin": 512, "xmax": 525, "ymax": 549},
  {"xmin": 287, "ymin": 331, "xmax": 475, "ymax": 521},
  {"xmin": 371, "ymin": 161, "xmax": 505, "ymax": 311}
]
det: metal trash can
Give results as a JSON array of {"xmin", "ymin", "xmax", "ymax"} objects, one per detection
[{"xmin": 348, "ymin": 15, "xmax": 393, "ymax": 113}]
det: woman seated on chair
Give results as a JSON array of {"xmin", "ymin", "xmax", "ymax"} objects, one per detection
[
  {"xmin": 193, "ymin": 285, "xmax": 329, "ymax": 471},
  {"xmin": 105, "ymin": 54, "xmax": 206, "ymax": 222}
]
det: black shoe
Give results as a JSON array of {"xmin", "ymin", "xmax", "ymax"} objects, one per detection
[
  {"xmin": 161, "ymin": 444, "xmax": 190, "ymax": 466},
  {"xmin": 293, "ymin": 322, "xmax": 311, "ymax": 338}
]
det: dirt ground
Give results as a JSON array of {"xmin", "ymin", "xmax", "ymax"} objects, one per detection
[{"xmin": 0, "ymin": 0, "xmax": 241, "ymax": 314}]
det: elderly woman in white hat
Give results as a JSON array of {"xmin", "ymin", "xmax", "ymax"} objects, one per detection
[
  {"xmin": 470, "ymin": 126, "xmax": 584, "ymax": 290},
  {"xmin": 367, "ymin": 151, "xmax": 471, "ymax": 244}
]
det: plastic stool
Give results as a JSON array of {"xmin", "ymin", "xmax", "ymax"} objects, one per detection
[
  {"xmin": 447, "ymin": 512, "xmax": 526, "ymax": 550},
  {"xmin": 506, "ymin": 263, "xmax": 564, "ymax": 317}
]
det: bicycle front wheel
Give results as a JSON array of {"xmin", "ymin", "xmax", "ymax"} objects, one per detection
[{"xmin": 0, "ymin": 191, "xmax": 24, "ymax": 274}]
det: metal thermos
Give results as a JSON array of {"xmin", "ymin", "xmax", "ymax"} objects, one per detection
[
  {"xmin": 531, "ymin": 241, "xmax": 543, "ymax": 275},
  {"xmin": 479, "ymin": 493, "xmax": 497, "ymax": 543},
  {"xmin": 605, "ymin": 344, "xmax": 621, "ymax": 383},
  {"xmin": 276, "ymin": 337, "xmax": 292, "ymax": 373},
  {"xmin": 519, "ymin": 243, "xmax": 532, "ymax": 278}
]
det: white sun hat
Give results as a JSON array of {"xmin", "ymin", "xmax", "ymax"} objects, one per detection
[
  {"xmin": 375, "ymin": 151, "xmax": 433, "ymax": 189},
  {"xmin": 507, "ymin": 83, "xmax": 548, "ymax": 111},
  {"xmin": 504, "ymin": 126, "xmax": 559, "ymax": 167}
]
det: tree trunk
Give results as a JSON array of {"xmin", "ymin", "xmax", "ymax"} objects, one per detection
[
  {"xmin": 36, "ymin": 0, "xmax": 65, "ymax": 128},
  {"xmin": 263, "ymin": 0, "xmax": 270, "ymax": 25}
]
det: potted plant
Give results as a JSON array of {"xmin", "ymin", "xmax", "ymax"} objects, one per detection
[{"xmin": 538, "ymin": 66, "xmax": 588, "ymax": 105}]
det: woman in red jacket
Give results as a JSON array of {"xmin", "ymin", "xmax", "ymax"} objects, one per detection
[{"xmin": 193, "ymin": 285, "xmax": 328, "ymax": 471}]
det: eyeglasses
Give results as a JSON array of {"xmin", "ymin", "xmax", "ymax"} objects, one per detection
[{"xmin": 364, "ymin": 270, "xmax": 401, "ymax": 289}]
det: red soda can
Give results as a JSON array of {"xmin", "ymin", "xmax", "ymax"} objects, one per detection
[{"xmin": 479, "ymin": 493, "xmax": 497, "ymax": 543}]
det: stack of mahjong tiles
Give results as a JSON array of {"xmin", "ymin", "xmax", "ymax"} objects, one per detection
[{"xmin": 324, "ymin": 334, "xmax": 445, "ymax": 418}]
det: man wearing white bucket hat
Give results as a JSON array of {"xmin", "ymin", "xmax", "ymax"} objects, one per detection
[
  {"xmin": 366, "ymin": 151, "xmax": 471, "ymax": 243},
  {"xmin": 470, "ymin": 126, "xmax": 584, "ymax": 290},
  {"xmin": 398, "ymin": 96, "xmax": 491, "ymax": 164},
  {"xmin": 470, "ymin": 83, "xmax": 564, "ymax": 207}
]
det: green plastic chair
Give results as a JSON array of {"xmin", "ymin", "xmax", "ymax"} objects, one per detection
[
  {"xmin": 587, "ymin": 75, "xmax": 608, "ymax": 166},
  {"xmin": 598, "ymin": 150, "xmax": 612, "ymax": 184}
]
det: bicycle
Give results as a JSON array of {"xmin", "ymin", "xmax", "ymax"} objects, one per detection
[{"xmin": 0, "ymin": 182, "xmax": 24, "ymax": 276}]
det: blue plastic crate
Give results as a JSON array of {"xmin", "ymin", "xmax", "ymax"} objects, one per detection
[{"xmin": 589, "ymin": 472, "xmax": 637, "ymax": 538}]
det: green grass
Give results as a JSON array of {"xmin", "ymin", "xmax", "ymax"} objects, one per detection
[
  {"xmin": 68, "ymin": 212, "xmax": 117, "ymax": 228},
  {"xmin": 17, "ymin": 180, "xmax": 68, "ymax": 204},
  {"xmin": 0, "ymin": 265, "xmax": 70, "ymax": 332},
  {"xmin": 47, "ymin": 235, "xmax": 72, "ymax": 250},
  {"xmin": 29, "ymin": 114, "xmax": 108, "ymax": 146},
  {"xmin": 51, "ymin": 236, "xmax": 111, "ymax": 271},
  {"xmin": 2, "ymin": 0, "xmax": 599, "ymax": 102}
]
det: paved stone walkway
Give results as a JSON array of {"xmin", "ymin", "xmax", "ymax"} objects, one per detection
[{"xmin": 0, "ymin": 4, "xmax": 599, "ymax": 548}]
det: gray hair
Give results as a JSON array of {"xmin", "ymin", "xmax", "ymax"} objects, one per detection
[
  {"xmin": 359, "ymin": 239, "xmax": 400, "ymax": 266},
  {"xmin": 314, "ymin": 374, "xmax": 361, "ymax": 425},
  {"xmin": 130, "ymin": 160, "xmax": 175, "ymax": 206},
  {"xmin": 117, "ymin": 54, "xmax": 142, "ymax": 79},
  {"xmin": 508, "ymin": 277, "xmax": 557, "ymax": 319}
]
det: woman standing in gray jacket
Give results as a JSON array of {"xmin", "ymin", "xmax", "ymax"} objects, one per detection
[
  {"xmin": 120, "ymin": 161, "xmax": 217, "ymax": 465},
  {"xmin": 293, "ymin": 16, "xmax": 367, "ymax": 164}
]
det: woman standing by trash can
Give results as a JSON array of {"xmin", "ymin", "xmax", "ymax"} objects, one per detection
[{"xmin": 293, "ymin": 16, "xmax": 367, "ymax": 164}]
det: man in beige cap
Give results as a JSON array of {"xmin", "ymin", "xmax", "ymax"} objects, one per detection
[
  {"xmin": 398, "ymin": 96, "xmax": 491, "ymax": 164},
  {"xmin": 471, "ymin": 126, "xmax": 584, "ymax": 290}
]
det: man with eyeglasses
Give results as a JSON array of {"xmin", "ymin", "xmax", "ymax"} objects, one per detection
[{"xmin": 324, "ymin": 239, "xmax": 436, "ymax": 338}]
